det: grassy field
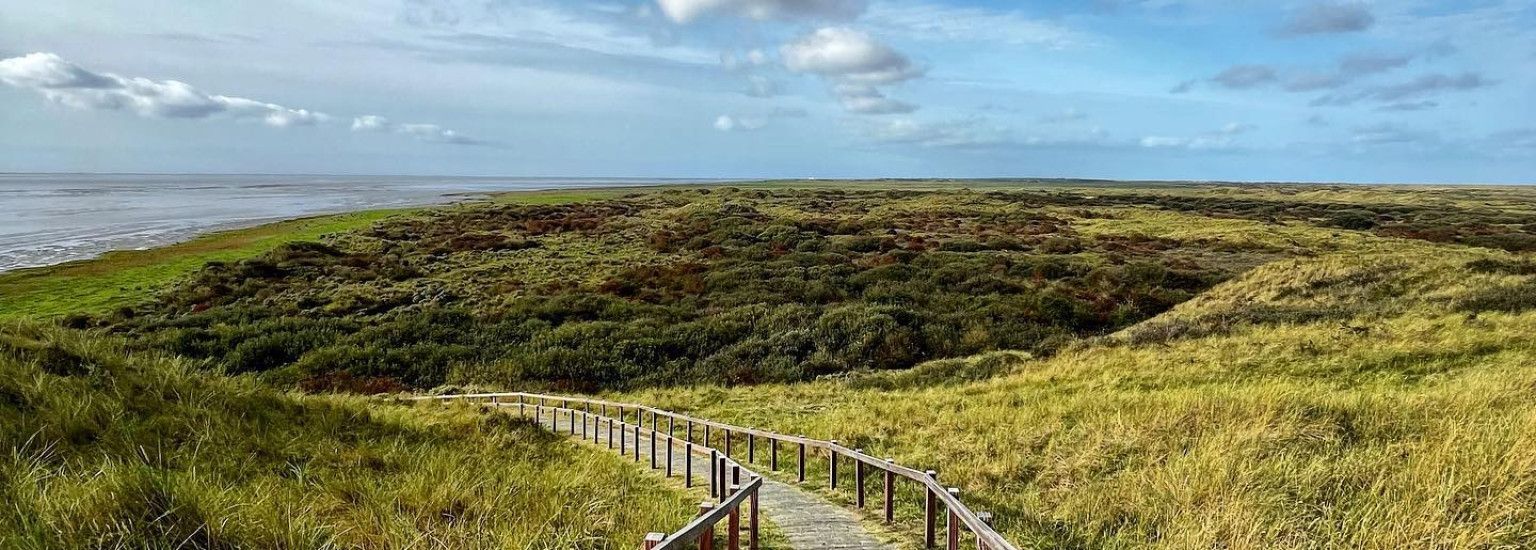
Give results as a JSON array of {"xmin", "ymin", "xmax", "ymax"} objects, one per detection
[
  {"xmin": 622, "ymin": 236, "xmax": 1536, "ymax": 549},
  {"xmin": 0, "ymin": 210, "xmax": 415, "ymax": 319},
  {"xmin": 5, "ymin": 181, "xmax": 1536, "ymax": 548},
  {"xmin": 0, "ymin": 321, "xmax": 711, "ymax": 548}
]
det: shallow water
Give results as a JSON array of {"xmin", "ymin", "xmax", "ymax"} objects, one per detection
[{"xmin": 0, "ymin": 174, "xmax": 714, "ymax": 272}]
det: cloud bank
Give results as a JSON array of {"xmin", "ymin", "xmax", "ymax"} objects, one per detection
[{"xmin": 0, "ymin": 52, "xmax": 327, "ymax": 127}]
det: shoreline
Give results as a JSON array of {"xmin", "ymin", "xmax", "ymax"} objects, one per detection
[{"xmin": 0, "ymin": 185, "xmax": 661, "ymax": 319}]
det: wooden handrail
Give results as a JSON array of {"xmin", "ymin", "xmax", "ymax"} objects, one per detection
[
  {"xmin": 656, "ymin": 477, "xmax": 763, "ymax": 549},
  {"xmin": 412, "ymin": 391, "xmax": 1020, "ymax": 550}
]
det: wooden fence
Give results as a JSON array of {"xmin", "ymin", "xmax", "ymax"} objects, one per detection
[{"xmin": 412, "ymin": 392, "xmax": 1017, "ymax": 550}]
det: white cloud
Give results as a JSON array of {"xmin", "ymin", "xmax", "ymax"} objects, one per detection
[
  {"xmin": 863, "ymin": 1, "xmax": 1094, "ymax": 50},
  {"xmin": 782, "ymin": 27, "xmax": 924, "ymax": 116},
  {"xmin": 782, "ymin": 27, "xmax": 923, "ymax": 85},
  {"xmin": 714, "ymin": 114, "xmax": 766, "ymax": 131},
  {"xmin": 351, "ymin": 115, "xmax": 390, "ymax": 132},
  {"xmin": 0, "ymin": 52, "xmax": 328, "ymax": 127},
  {"xmin": 866, "ymin": 117, "xmax": 1006, "ymax": 148},
  {"xmin": 351, "ymin": 115, "xmax": 483, "ymax": 145},
  {"xmin": 656, "ymin": 0, "xmax": 866, "ymax": 23}
]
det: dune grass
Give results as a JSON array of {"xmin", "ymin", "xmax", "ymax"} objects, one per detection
[
  {"xmin": 0, "ymin": 322, "xmax": 702, "ymax": 548},
  {"xmin": 621, "ymin": 241, "xmax": 1536, "ymax": 549}
]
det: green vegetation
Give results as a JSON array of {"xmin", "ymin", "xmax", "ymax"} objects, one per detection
[
  {"xmin": 8, "ymin": 181, "xmax": 1536, "ymax": 548},
  {"xmin": 0, "ymin": 187, "xmax": 639, "ymax": 320},
  {"xmin": 0, "ymin": 210, "xmax": 412, "ymax": 319},
  {"xmin": 93, "ymin": 187, "xmax": 1306, "ymax": 392},
  {"xmin": 0, "ymin": 321, "xmax": 698, "ymax": 548}
]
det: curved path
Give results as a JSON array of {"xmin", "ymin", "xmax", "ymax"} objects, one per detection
[{"xmin": 542, "ymin": 409, "xmax": 897, "ymax": 550}]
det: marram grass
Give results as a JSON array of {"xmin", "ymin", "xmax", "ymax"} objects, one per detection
[
  {"xmin": 0, "ymin": 322, "xmax": 698, "ymax": 548},
  {"xmin": 624, "ymin": 242, "xmax": 1536, "ymax": 549}
]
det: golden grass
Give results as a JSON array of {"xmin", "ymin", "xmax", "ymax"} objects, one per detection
[
  {"xmin": 620, "ymin": 240, "xmax": 1536, "ymax": 549},
  {"xmin": 0, "ymin": 322, "xmax": 706, "ymax": 548}
]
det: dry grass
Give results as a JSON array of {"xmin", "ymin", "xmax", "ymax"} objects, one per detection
[
  {"xmin": 0, "ymin": 322, "xmax": 701, "ymax": 548},
  {"xmin": 622, "ymin": 240, "xmax": 1536, "ymax": 549}
]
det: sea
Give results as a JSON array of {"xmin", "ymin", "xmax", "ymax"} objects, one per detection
[{"xmin": 0, "ymin": 174, "xmax": 723, "ymax": 273}]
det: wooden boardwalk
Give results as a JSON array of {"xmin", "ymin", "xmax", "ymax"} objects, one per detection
[
  {"xmin": 418, "ymin": 393, "xmax": 1016, "ymax": 550},
  {"xmin": 546, "ymin": 409, "xmax": 897, "ymax": 550}
]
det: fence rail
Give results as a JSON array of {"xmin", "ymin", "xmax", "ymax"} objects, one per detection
[{"xmin": 411, "ymin": 392, "xmax": 1017, "ymax": 550}]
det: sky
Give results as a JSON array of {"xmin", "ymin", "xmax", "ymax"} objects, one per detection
[{"xmin": 0, "ymin": 0, "xmax": 1532, "ymax": 183}]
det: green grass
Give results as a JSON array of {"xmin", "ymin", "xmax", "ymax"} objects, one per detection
[
  {"xmin": 0, "ymin": 321, "xmax": 710, "ymax": 548},
  {"xmin": 0, "ymin": 210, "xmax": 412, "ymax": 319}
]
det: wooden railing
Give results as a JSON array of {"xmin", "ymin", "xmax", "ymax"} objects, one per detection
[{"xmin": 411, "ymin": 392, "xmax": 1017, "ymax": 550}]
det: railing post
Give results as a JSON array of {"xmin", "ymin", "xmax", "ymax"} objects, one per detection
[
  {"xmin": 728, "ymin": 484, "xmax": 742, "ymax": 550},
  {"xmin": 620, "ymin": 421, "xmax": 627, "ymax": 451},
  {"xmin": 749, "ymin": 481, "xmax": 760, "ymax": 550},
  {"xmin": 710, "ymin": 449, "xmax": 720, "ymax": 498},
  {"xmin": 698, "ymin": 502, "xmax": 716, "ymax": 550},
  {"xmin": 687, "ymin": 420, "xmax": 695, "ymax": 442},
  {"xmin": 732, "ymin": 464, "xmax": 741, "ymax": 486},
  {"xmin": 650, "ymin": 430, "xmax": 659, "ymax": 469},
  {"xmin": 946, "ymin": 488, "xmax": 961, "ymax": 550},
  {"xmin": 608, "ymin": 419, "xmax": 616, "ymax": 450},
  {"xmin": 797, "ymin": 438, "xmax": 806, "ymax": 483},
  {"xmin": 770, "ymin": 439, "xmax": 779, "ymax": 471},
  {"xmin": 976, "ymin": 512, "xmax": 994, "ymax": 550},
  {"xmin": 668, "ymin": 415, "xmax": 675, "ymax": 437},
  {"xmin": 924, "ymin": 470, "xmax": 938, "ymax": 549},
  {"xmin": 535, "ymin": 404, "xmax": 542, "ymax": 425},
  {"xmin": 748, "ymin": 433, "xmax": 755, "ymax": 464},
  {"xmin": 854, "ymin": 449, "xmax": 866, "ymax": 508},
  {"xmin": 519, "ymin": 398, "xmax": 525, "ymax": 417},
  {"xmin": 643, "ymin": 532, "xmax": 665, "ymax": 550},
  {"xmin": 491, "ymin": 395, "xmax": 499, "ymax": 406},
  {"xmin": 884, "ymin": 458, "xmax": 896, "ymax": 523},
  {"xmin": 724, "ymin": 429, "xmax": 733, "ymax": 458},
  {"xmin": 704, "ymin": 426, "xmax": 712, "ymax": 449},
  {"xmin": 685, "ymin": 442, "xmax": 695, "ymax": 487},
  {"xmin": 666, "ymin": 436, "xmax": 675, "ymax": 477},
  {"xmin": 634, "ymin": 425, "xmax": 642, "ymax": 461},
  {"xmin": 569, "ymin": 409, "xmax": 576, "ymax": 436},
  {"xmin": 829, "ymin": 440, "xmax": 839, "ymax": 489},
  {"xmin": 718, "ymin": 457, "xmax": 729, "ymax": 502}
]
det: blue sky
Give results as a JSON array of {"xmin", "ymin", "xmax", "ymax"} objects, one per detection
[{"xmin": 0, "ymin": 0, "xmax": 1532, "ymax": 182}]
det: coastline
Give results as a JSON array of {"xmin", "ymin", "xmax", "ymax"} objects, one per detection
[{"xmin": 0, "ymin": 185, "xmax": 649, "ymax": 319}]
